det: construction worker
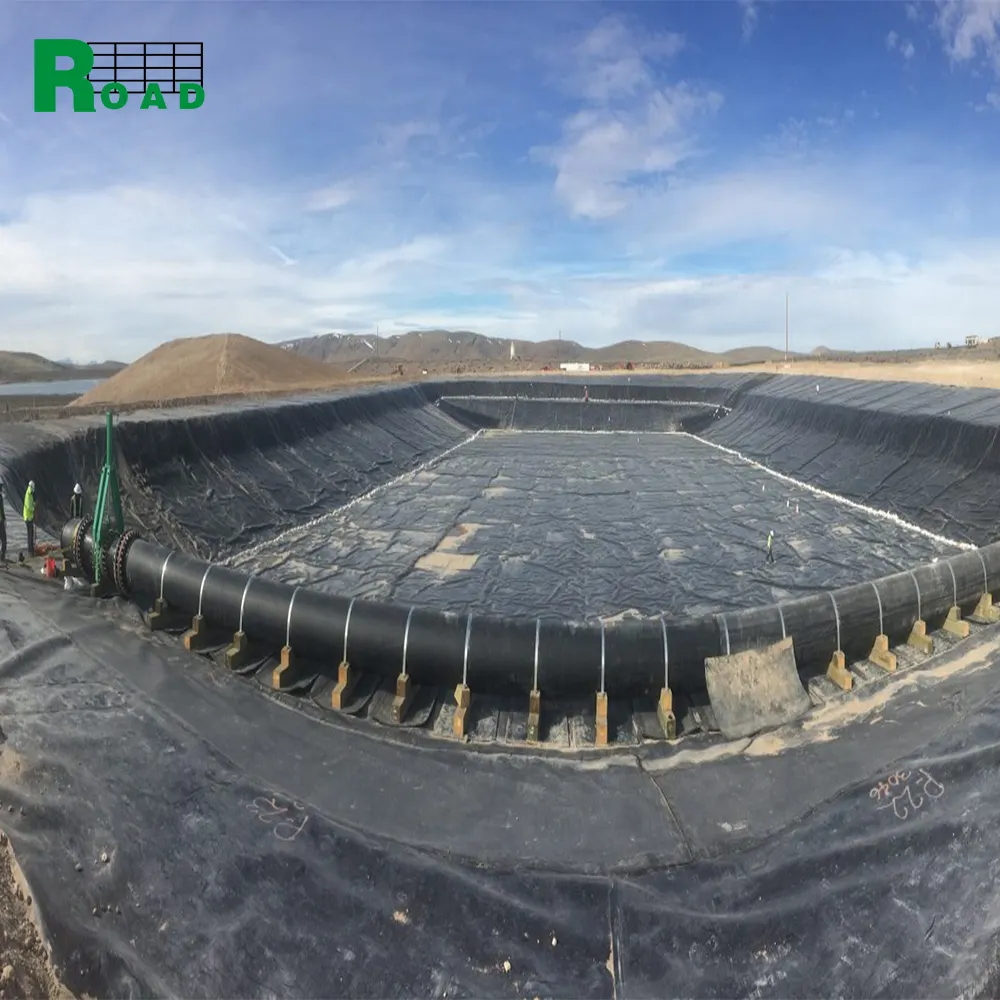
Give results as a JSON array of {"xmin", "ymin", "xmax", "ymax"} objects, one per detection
[
  {"xmin": 0, "ymin": 483, "xmax": 6, "ymax": 563},
  {"xmin": 765, "ymin": 529, "xmax": 775, "ymax": 564},
  {"xmin": 70, "ymin": 483, "xmax": 83, "ymax": 518},
  {"xmin": 23, "ymin": 481, "xmax": 35, "ymax": 557},
  {"xmin": 583, "ymin": 385, "xmax": 590, "ymax": 402}
]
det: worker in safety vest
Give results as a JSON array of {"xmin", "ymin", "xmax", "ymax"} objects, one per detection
[
  {"xmin": 23, "ymin": 481, "xmax": 35, "ymax": 557},
  {"xmin": 0, "ymin": 483, "xmax": 6, "ymax": 562},
  {"xmin": 765, "ymin": 529, "xmax": 775, "ymax": 564},
  {"xmin": 70, "ymin": 483, "xmax": 83, "ymax": 519},
  {"xmin": 583, "ymin": 386, "xmax": 590, "ymax": 402}
]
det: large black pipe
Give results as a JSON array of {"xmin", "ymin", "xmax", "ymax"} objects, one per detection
[{"xmin": 61, "ymin": 518, "xmax": 1000, "ymax": 699}]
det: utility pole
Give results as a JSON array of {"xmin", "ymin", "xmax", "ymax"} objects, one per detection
[
  {"xmin": 375, "ymin": 325, "xmax": 379, "ymax": 364},
  {"xmin": 784, "ymin": 293, "xmax": 789, "ymax": 361}
]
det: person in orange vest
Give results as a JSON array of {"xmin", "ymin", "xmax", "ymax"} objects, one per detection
[{"xmin": 22, "ymin": 481, "xmax": 35, "ymax": 557}]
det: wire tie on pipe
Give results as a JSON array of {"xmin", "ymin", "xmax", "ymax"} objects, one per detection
[
  {"xmin": 977, "ymin": 548, "xmax": 990, "ymax": 595},
  {"xmin": 342, "ymin": 597, "xmax": 356, "ymax": 662},
  {"xmin": 158, "ymin": 552, "xmax": 173, "ymax": 602},
  {"xmin": 660, "ymin": 615, "xmax": 669, "ymax": 690},
  {"xmin": 532, "ymin": 618, "xmax": 541, "ymax": 691},
  {"xmin": 285, "ymin": 586, "xmax": 301, "ymax": 649},
  {"xmin": 871, "ymin": 581, "xmax": 884, "ymax": 636},
  {"xmin": 829, "ymin": 592, "xmax": 841, "ymax": 652},
  {"xmin": 462, "ymin": 613, "xmax": 473, "ymax": 687},
  {"xmin": 238, "ymin": 573, "xmax": 256, "ymax": 633},
  {"xmin": 599, "ymin": 619, "xmax": 606, "ymax": 694},
  {"xmin": 196, "ymin": 565, "xmax": 212, "ymax": 618},
  {"xmin": 401, "ymin": 607, "xmax": 415, "ymax": 678},
  {"xmin": 909, "ymin": 570, "xmax": 922, "ymax": 622}
]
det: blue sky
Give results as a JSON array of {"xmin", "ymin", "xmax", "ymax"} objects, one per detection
[{"xmin": 1, "ymin": 1, "xmax": 1000, "ymax": 362}]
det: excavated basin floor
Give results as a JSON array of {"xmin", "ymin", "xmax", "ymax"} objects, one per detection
[{"xmin": 227, "ymin": 431, "xmax": 959, "ymax": 620}]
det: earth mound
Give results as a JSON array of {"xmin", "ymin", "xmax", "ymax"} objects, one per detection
[{"xmin": 70, "ymin": 333, "xmax": 342, "ymax": 408}]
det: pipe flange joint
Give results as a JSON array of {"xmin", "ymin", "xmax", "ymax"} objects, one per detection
[
  {"xmin": 72, "ymin": 514, "xmax": 93, "ymax": 577},
  {"xmin": 113, "ymin": 529, "xmax": 140, "ymax": 595}
]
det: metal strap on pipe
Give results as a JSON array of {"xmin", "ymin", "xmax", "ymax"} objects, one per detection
[
  {"xmin": 401, "ymin": 607, "xmax": 415, "ymax": 677},
  {"xmin": 908, "ymin": 570, "xmax": 922, "ymax": 622},
  {"xmin": 660, "ymin": 616, "xmax": 669, "ymax": 690},
  {"xmin": 532, "ymin": 618, "xmax": 540, "ymax": 690},
  {"xmin": 462, "ymin": 614, "xmax": 473, "ymax": 686},
  {"xmin": 829, "ymin": 592, "xmax": 841, "ymax": 652},
  {"xmin": 777, "ymin": 603, "xmax": 787, "ymax": 640},
  {"xmin": 977, "ymin": 548, "xmax": 990, "ymax": 595},
  {"xmin": 717, "ymin": 613, "xmax": 731, "ymax": 657},
  {"xmin": 196, "ymin": 565, "xmax": 212, "ymax": 618},
  {"xmin": 599, "ymin": 619, "xmax": 606, "ymax": 694},
  {"xmin": 946, "ymin": 561, "xmax": 958, "ymax": 608},
  {"xmin": 285, "ymin": 586, "xmax": 301, "ymax": 648},
  {"xmin": 342, "ymin": 597, "xmax": 355, "ymax": 662},
  {"xmin": 238, "ymin": 574, "xmax": 256, "ymax": 633},
  {"xmin": 158, "ymin": 552, "xmax": 173, "ymax": 602},
  {"xmin": 871, "ymin": 581, "xmax": 884, "ymax": 636}
]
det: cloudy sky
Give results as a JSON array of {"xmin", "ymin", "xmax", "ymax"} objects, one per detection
[{"xmin": 1, "ymin": 1, "xmax": 999, "ymax": 362}]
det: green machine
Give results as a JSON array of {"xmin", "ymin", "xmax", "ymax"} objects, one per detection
[{"xmin": 91, "ymin": 409, "xmax": 124, "ymax": 586}]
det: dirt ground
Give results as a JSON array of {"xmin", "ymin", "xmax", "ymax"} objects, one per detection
[
  {"xmin": 0, "ymin": 750, "xmax": 72, "ymax": 999},
  {"xmin": 732, "ymin": 358, "xmax": 1000, "ymax": 390}
]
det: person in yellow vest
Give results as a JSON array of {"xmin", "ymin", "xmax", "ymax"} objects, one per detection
[{"xmin": 23, "ymin": 481, "xmax": 35, "ymax": 557}]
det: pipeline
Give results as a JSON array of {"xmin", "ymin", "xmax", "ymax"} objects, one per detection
[{"xmin": 62, "ymin": 517, "xmax": 1000, "ymax": 699}]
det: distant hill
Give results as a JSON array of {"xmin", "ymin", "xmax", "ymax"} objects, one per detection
[
  {"xmin": 280, "ymin": 330, "xmax": 789, "ymax": 367},
  {"xmin": 70, "ymin": 333, "xmax": 344, "ymax": 408},
  {"xmin": 0, "ymin": 350, "xmax": 125, "ymax": 384}
]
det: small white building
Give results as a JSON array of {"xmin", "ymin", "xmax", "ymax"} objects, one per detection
[
  {"xmin": 559, "ymin": 362, "xmax": 592, "ymax": 373},
  {"xmin": 966, "ymin": 334, "xmax": 981, "ymax": 347}
]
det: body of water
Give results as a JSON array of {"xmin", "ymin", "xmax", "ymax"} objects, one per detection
[{"xmin": 0, "ymin": 379, "xmax": 101, "ymax": 396}]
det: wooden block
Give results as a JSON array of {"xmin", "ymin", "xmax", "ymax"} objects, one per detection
[
  {"xmin": 868, "ymin": 633, "xmax": 897, "ymax": 673},
  {"xmin": 182, "ymin": 614, "xmax": 207, "ymax": 651},
  {"xmin": 942, "ymin": 605, "xmax": 970, "ymax": 639},
  {"xmin": 452, "ymin": 683, "xmax": 471, "ymax": 739},
  {"xmin": 595, "ymin": 691, "xmax": 609, "ymax": 747},
  {"xmin": 390, "ymin": 673, "xmax": 414, "ymax": 724},
  {"xmin": 272, "ymin": 644, "xmax": 294, "ymax": 689},
  {"xmin": 331, "ymin": 660, "xmax": 357, "ymax": 710},
  {"xmin": 826, "ymin": 649, "xmax": 852, "ymax": 691},
  {"xmin": 974, "ymin": 593, "xmax": 1000, "ymax": 622},
  {"xmin": 656, "ymin": 687, "xmax": 676, "ymax": 740},
  {"xmin": 527, "ymin": 688, "xmax": 541, "ymax": 743},
  {"xmin": 224, "ymin": 630, "xmax": 249, "ymax": 670},
  {"xmin": 907, "ymin": 618, "xmax": 933, "ymax": 653}
]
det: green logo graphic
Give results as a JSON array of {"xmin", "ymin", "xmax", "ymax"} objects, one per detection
[{"xmin": 34, "ymin": 39, "xmax": 205, "ymax": 112}]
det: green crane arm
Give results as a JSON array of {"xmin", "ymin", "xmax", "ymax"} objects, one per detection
[{"xmin": 91, "ymin": 410, "xmax": 124, "ymax": 584}]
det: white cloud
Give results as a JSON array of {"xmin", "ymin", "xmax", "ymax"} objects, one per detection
[
  {"xmin": 886, "ymin": 30, "xmax": 899, "ymax": 50},
  {"xmin": 988, "ymin": 90, "xmax": 1000, "ymax": 108},
  {"xmin": 902, "ymin": 39, "xmax": 917, "ymax": 59},
  {"xmin": 936, "ymin": 0, "xmax": 1000, "ymax": 73},
  {"xmin": 537, "ymin": 18, "xmax": 722, "ymax": 219},
  {"xmin": 887, "ymin": 30, "xmax": 916, "ymax": 59},
  {"xmin": 306, "ymin": 181, "xmax": 356, "ymax": 213},
  {"xmin": 906, "ymin": 2, "xmax": 922, "ymax": 21},
  {"xmin": 738, "ymin": 0, "xmax": 759, "ymax": 43}
]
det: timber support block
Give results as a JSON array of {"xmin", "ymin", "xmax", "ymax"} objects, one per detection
[
  {"xmin": 331, "ymin": 660, "xmax": 357, "ymax": 710},
  {"xmin": 869, "ymin": 633, "xmax": 897, "ymax": 673},
  {"xmin": 595, "ymin": 691, "xmax": 609, "ymax": 747},
  {"xmin": 452, "ymin": 683, "xmax": 471, "ymax": 739},
  {"xmin": 943, "ymin": 605, "xmax": 970, "ymax": 639},
  {"xmin": 271, "ymin": 645, "xmax": 294, "ymax": 689},
  {"xmin": 390, "ymin": 673, "xmax": 414, "ymax": 724},
  {"xmin": 182, "ymin": 614, "xmax": 208, "ymax": 651},
  {"xmin": 907, "ymin": 618, "xmax": 933, "ymax": 654},
  {"xmin": 527, "ymin": 689, "xmax": 541, "ymax": 743},
  {"xmin": 827, "ymin": 649, "xmax": 852, "ymax": 691},
  {"xmin": 656, "ymin": 687, "xmax": 676, "ymax": 740},
  {"xmin": 224, "ymin": 630, "xmax": 249, "ymax": 670},
  {"xmin": 974, "ymin": 592, "xmax": 1000, "ymax": 622},
  {"xmin": 89, "ymin": 578, "xmax": 115, "ymax": 599}
]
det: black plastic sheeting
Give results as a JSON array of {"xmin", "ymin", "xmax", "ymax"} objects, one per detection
[
  {"xmin": 5, "ymin": 567, "xmax": 1000, "ymax": 996},
  {"xmin": 226, "ymin": 431, "xmax": 958, "ymax": 620}
]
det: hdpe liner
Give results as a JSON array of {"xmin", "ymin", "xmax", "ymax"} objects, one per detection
[{"xmin": 5, "ymin": 568, "xmax": 1000, "ymax": 996}]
